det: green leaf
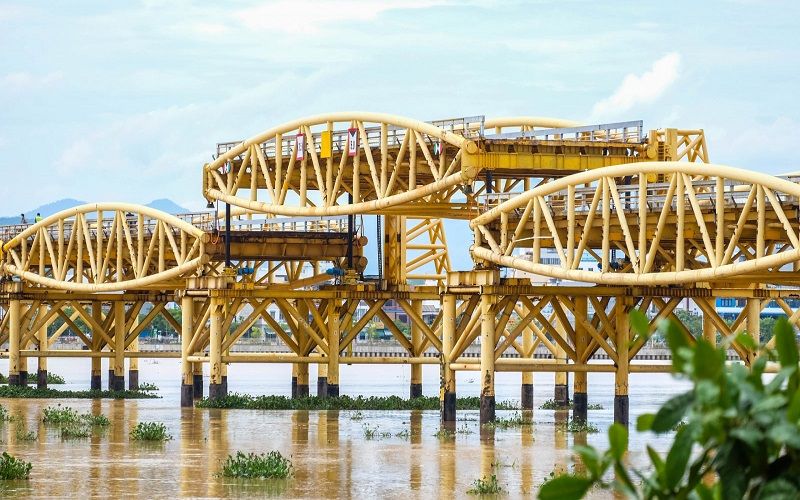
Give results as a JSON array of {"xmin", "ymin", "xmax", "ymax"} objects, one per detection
[
  {"xmin": 630, "ymin": 310, "xmax": 650, "ymax": 337},
  {"xmin": 757, "ymin": 477, "xmax": 800, "ymax": 499},
  {"xmin": 693, "ymin": 339, "xmax": 724, "ymax": 380},
  {"xmin": 573, "ymin": 445, "xmax": 601, "ymax": 478},
  {"xmin": 787, "ymin": 387, "xmax": 800, "ymax": 423},
  {"xmin": 608, "ymin": 423, "xmax": 628, "ymax": 461},
  {"xmin": 774, "ymin": 317, "xmax": 799, "ymax": 370},
  {"xmin": 646, "ymin": 445, "xmax": 665, "ymax": 477},
  {"xmin": 651, "ymin": 392, "xmax": 693, "ymax": 433},
  {"xmin": 538, "ymin": 474, "xmax": 593, "ymax": 500},
  {"xmin": 730, "ymin": 427, "xmax": 763, "ymax": 450},
  {"xmin": 637, "ymin": 413, "xmax": 655, "ymax": 432},
  {"xmin": 767, "ymin": 423, "xmax": 800, "ymax": 449},
  {"xmin": 735, "ymin": 331, "xmax": 758, "ymax": 352},
  {"xmin": 664, "ymin": 425, "xmax": 693, "ymax": 491}
]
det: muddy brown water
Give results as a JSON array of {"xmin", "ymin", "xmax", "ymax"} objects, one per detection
[{"xmin": 0, "ymin": 359, "xmax": 686, "ymax": 498}]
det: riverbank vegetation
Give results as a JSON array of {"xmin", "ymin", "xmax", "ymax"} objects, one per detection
[
  {"xmin": 539, "ymin": 313, "xmax": 800, "ymax": 499},
  {"xmin": 130, "ymin": 422, "xmax": 171, "ymax": 441},
  {"xmin": 467, "ymin": 474, "xmax": 503, "ymax": 495},
  {"xmin": 0, "ymin": 385, "xmax": 159, "ymax": 399},
  {"xmin": 538, "ymin": 399, "xmax": 603, "ymax": 410},
  {"xmin": 0, "ymin": 452, "xmax": 32, "ymax": 480},
  {"xmin": 219, "ymin": 451, "xmax": 292, "ymax": 479},
  {"xmin": 196, "ymin": 394, "xmax": 518, "ymax": 411}
]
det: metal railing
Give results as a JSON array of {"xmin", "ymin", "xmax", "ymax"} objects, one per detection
[{"xmin": 484, "ymin": 120, "xmax": 644, "ymax": 143}]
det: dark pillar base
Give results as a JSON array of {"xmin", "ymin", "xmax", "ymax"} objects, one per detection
[
  {"xmin": 410, "ymin": 383, "xmax": 423, "ymax": 399},
  {"xmin": 128, "ymin": 370, "xmax": 139, "ymax": 391},
  {"xmin": 221, "ymin": 375, "xmax": 228, "ymax": 395},
  {"xmin": 317, "ymin": 376, "xmax": 328, "ymax": 398},
  {"xmin": 37, "ymin": 369, "xmax": 48, "ymax": 390},
  {"xmin": 8, "ymin": 374, "xmax": 20, "ymax": 386},
  {"xmin": 441, "ymin": 391, "xmax": 457, "ymax": 422},
  {"xmin": 91, "ymin": 374, "xmax": 102, "ymax": 391},
  {"xmin": 193, "ymin": 374, "xmax": 203, "ymax": 399},
  {"xmin": 327, "ymin": 383, "xmax": 340, "ymax": 398},
  {"xmin": 181, "ymin": 384, "xmax": 194, "ymax": 407},
  {"xmin": 480, "ymin": 395, "xmax": 496, "ymax": 424},
  {"xmin": 554, "ymin": 384, "xmax": 570, "ymax": 408},
  {"xmin": 108, "ymin": 370, "xmax": 115, "ymax": 391},
  {"xmin": 209, "ymin": 382, "xmax": 226, "ymax": 400},
  {"xmin": 112, "ymin": 375, "xmax": 125, "ymax": 392},
  {"xmin": 573, "ymin": 392, "xmax": 588, "ymax": 422},
  {"xmin": 291, "ymin": 376, "xmax": 298, "ymax": 398},
  {"xmin": 614, "ymin": 395, "xmax": 629, "ymax": 425},
  {"xmin": 296, "ymin": 384, "xmax": 309, "ymax": 398},
  {"xmin": 19, "ymin": 371, "xmax": 28, "ymax": 387},
  {"xmin": 521, "ymin": 383, "xmax": 534, "ymax": 410}
]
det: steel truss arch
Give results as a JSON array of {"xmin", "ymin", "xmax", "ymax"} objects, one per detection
[
  {"xmin": 470, "ymin": 162, "xmax": 800, "ymax": 285},
  {"xmin": 1, "ymin": 203, "xmax": 208, "ymax": 292}
]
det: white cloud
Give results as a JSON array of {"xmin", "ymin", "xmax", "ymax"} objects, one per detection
[
  {"xmin": 0, "ymin": 71, "xmax": 63, "ymax": 90},
  {"xmin": 591, "ymin": 52, "xmax": 681, "ymax": 119},
  {"xmin": 233, "ymin": 0, "xmax": 451, "ymax": 34}
]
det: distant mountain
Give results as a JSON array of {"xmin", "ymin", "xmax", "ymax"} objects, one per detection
[
  {"xmin": 0, "ymin": 198, "xmax": 87, "ymax": 225},
  {"xmin": 0, "ymin": 198, "xmax": 189, "ymax": 225},
  {"xmin": 146, "ymin": 199, "xmax": 189, "ymax": 214}
]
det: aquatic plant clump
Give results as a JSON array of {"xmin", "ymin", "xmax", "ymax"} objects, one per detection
[
  {"xmin": 80, "ymin": 413, "xmax": 110, "ymax": 426},
  {"xmin": 539, "ymin": 399, "xmax": 603, "ymax": 411},
  {"xmin": 0, "ymin": 385, "xmax": 159, "ymax": 399},
  {"xmin": 42, "ymin": 405, "xmax": 80, "ymax": 425},
  {"xmin": 137, "ymin": 382, "xmax": 159, "ymax": 391},
  {"xmin": 61, "ymin": 424, "xmax": 91, "ymax": 439},
  {"xmin": 0, "ymin": 452, "xmax": 32, "ymax": 480},
  {"xmin": 196, "ymin": 394, "xmax": 517, "ymax": 411},
  {"xmin": 467, "ymin": 474, "xmax": 504, "ymax": 495},
  {"xmin": 130, "ymin": 422, "xmax": 172, "ymax": 442},
  {"xmin": 486, "ymin": 412, "xmax": 534, "ymax": 429},
  {"xmin": 220, "ymin": 451, "xmax": 293, "ymax": 479},
  {"xmin": 46, "ymin": 372, "xmax": 66, "ymax": 384}
]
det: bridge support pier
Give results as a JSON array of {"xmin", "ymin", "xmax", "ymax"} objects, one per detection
[
  {"xmin": 37, "ymin": 304, "xmax": 48, "ymax": 389},
  {"xmin": 129, "ymin": 334, "xmax": 139, "ymax": 391},
  {"xmin": 614, "ymin": 297, "xmax": 631, "ymax": 425},
  {"xmin": 521, "ymin": 325, "xmax": 534, "ymax": 410},
  {"xmin": 317, "ymin": 363, "xmax": 328, "ymax": 398},
  {"xmin": 180, "ymin": 295, "xmax": 194, "ymax": 407},
  {"xmin": 410, "ymin": 299, "xmax": 423, "ymax": 398},
  {"xmin": 441, "ymin": 294, "xmax": 457, "ymax": 422},
  {"xmin": 193, "ymin": 362, "xmax": 203, "ymax": 399},
  {"xmin": 327, "ymin": 299, "xmax": 340, "ymax": 398},
  {"xmin": 91, "ymin": 302, "xmax": 102, "ymax": 391},
  {"xmin": 479, "ymin": 294, "xmax": 496, "ymax": 424},
  {"xmin": 8, "ymin": 298, "xmax": 21, "ymax": 386},
  {"xmin": 554, "ymin": 342, "xmax": 569, "ymax": 408},
  {"xmin": 111, "ymin": 301, "xmax": 126, "ymax": 392},
  {"xmin": 208, "ymin": 297, "xmax": 226, "ymax": 400},
  {"xmin": 573, "ymin": 296, "xmax": 589, "ymax": 423},
  {"xmin": 295, "ymin": 363, "xmax": 309, "ymax": 398}
]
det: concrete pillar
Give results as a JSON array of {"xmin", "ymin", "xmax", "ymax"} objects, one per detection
[
  {"xmin": 128, "ymin": 328, "xmax": 139, "ymax": 391},
  {"xmin": 193, "ymin": 361, "xmax": 203, "ymax": 399},
  {"xmin": 573, "ymin": 296, "xmax": 588, "ymax": 423},
  {"xmin": 327, "ymin": 299, "xmax": 340, "ymax": 398},
  {"xmin": 615, "ymin": 297, "xmax": 631, "ymax": 425},
  {"xmin": 410, "ymin": 299, "xmax": 423, "ymax": 398},
  {"xmin": 553, "ymin": 322, "xmax": 570, "ymax": 407},
  {"xmin": 8, "ymin": 299, "xmax": 21, "ymax": 386},
  {"xmin": 296, "ymin": 362, "xmax": 309, "ymax": 398},
  {"xmin": 479, "ymin": 294, "xmax": 496, "ymax": 424},
  {"xmin": 521, "ymin": 320, "xmax": 534, "ymax": 410},
  {"xmin": 208, "ymin": 298, "xmax": 225, "ymax": 399},
  {"xmin": 441, "ymin": 294, "xmax": 457, "ymax": 422},
  {"xmin": 113, "ymin": 301, "xmax": 125, "ymax": 392},
  {"xmin": 180, "ymin": 295, "xmax": 194, "ymax": 407},
  {"xmin": 37, "ymin": 304, "xmax": 48, "ymax": 389},
  {"xmin": 291, "ymin": 363, "xmax": 299, "ymax": 398},
  {"xmin": 317, "ymin": 362, "xmax": 328, "ymax": 397},
  {"xmin": 90, "ymin": 302, "xmax": 102, "ymax": 391}
]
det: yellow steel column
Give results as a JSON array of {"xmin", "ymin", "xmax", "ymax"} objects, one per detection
[
  {"xmin": 91, "ymin": 301, "xmax": 102, "ymax": 391},
  {"xmin": 37, "ymin": 304, "xmax": 48, "ymax": 389},
  {"xmin": 113, "ymin": 301, "xmax": 125, "ymax": 391},
  {"xmin": 180, "ymin": 294, "xmax": 194, "ymax": 407},
  {"xmin": 410, "ymin": 299, "xmax": 423, "ymax": 398},
  {"xmin": 129, "ymin": 314, "xmax": 139, "ymax": 390},
  {"xmin": 296, "ymin": 362, "xmax": 309, "ymax": 398},
  {"xmin": 8, "ymin": 298, "xmax": 20, "ymax": 386},
  {"xmin": 746, "ymin": 297, "xmax": 761, "ymax": 366},
  {"xmin": 553, "ymin": 322, "xmax": 569, "ymax": 407},
  {"xmin": 480, "ymin": 293, "xmax": 496, "ymax": 424},
  {"xmin": 573, "ymin": 296, "xmax": 589, "ymax": 422},
  {"xmin": 209, "ymin": 297, "xmax": 224, "ymax": 399},
  {"xmin": 192, "ymin": 299, "xmax": 204, "ymax": 399},
  {"xmin": 327, "ymin": 299, "xmax": 340, "ymax": 397},
  {"xmin": 317, "ymin": 360, "xmax": 328, "ymax": 397},
  {"xmin": 18, "ymin": 303, "xmax": 28, "ymax": 387},
  {"xmin": 703, "ymin": 309, "xmax": 716, "ymax": 347},
  {"xmin": 441, "ymin": 293, "xmax": 457, "ymax": 422},
  {"xmin": 521, "ymin": 313, "xmax": 534, "ymax": 410},
  {"xmin": 615, "ymin": 297, "xmax": 631, "ymax": 425}
]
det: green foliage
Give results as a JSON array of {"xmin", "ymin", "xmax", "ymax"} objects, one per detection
[
  {"xmin": 539, "ymin": 399, "xmax": 603, "ymax": 410},
  {"xmin": 196, "ymin": 394, "xmax": 516, "ymax": 411},
  {"xmin": 0, "ymin": 452, "xmax": 32, "ymax": 480},
  {"xmin": 362, "ymin": 424, "xmax": 391, "ymax": 440},
  {"xmin": 61, "ymin": 424, "xmax": 90, "ymax": 439},
  {"xmin": 555, "ymin": 419, "xmax": 599, "ymax": 434},
  {"xmin": 137, "ymin": 382, "xmax": 159, "ymax": 391},
  {"xmin": 130, "ymin": 421, "xmax": 172, "ymax": 442},
  {"xmin": 0, "ymin": 373, "xmax": 8, "ymax": 384},
  {"xmin": 0, "ymin": 405, "xmax": 10, "ymax": 422},
  {"xmin": 45, "ymin": 372, "xmax": 66, "ymax": 384},
  {"xmin": 81, "ymin": 413, "xmax": 110, "ymax": 427},
  {"xmin": 467, "ymin": 474, "xmax": 504, "ymax": 495},
  {"xmin": 14, "ymin": 422, "xmax": 36, "ymax": 442},
  {"xmin": 42, "ymin": 405, "xmax": 79, "ymax": 425},
  {"xmin": 219, "ymin": 451, "xmax": 292, "ymax": 479},
  {"xmin": 0, "ymin": 385, "xmax": 158, "ymax": 399},
  {"xmin": 485, "ymin": 412, "xmax": 533, "ymax": 429},
  {"xmin": 539, "ymin": 314, "xmax": 800, "ymax": 499}
]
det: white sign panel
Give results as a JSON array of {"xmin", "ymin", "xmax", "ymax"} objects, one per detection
[
  {"xmin": 295, "ymin": 133, "xmax": 305, "ymax": 161},
  {"xmin": 347, "ymin": 128, "xmax": 359, "ymax": 157}
]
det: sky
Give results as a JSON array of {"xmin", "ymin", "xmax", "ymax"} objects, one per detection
[{"xmin": 1, "ymin": 0, "xmax": 799, "ymax": 213}]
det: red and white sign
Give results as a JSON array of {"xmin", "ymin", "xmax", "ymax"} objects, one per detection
[
  {"xmin": 295, "ymin": 133, "xmax": 306, "ymax": 161},
  {"xmin": 347, "ymin": 128, "xmax": 359, "ymax": 157}
]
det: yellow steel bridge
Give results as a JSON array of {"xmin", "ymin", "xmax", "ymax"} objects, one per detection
[{"xmin": 1, "ymin": 112, "xmax": 793, "ymax": 424}]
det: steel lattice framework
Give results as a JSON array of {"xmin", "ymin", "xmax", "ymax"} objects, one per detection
[{"xmin": 0, "ymin": 111, "xmax": 792, "ymax": 425}]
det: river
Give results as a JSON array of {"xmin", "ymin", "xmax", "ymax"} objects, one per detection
[{"xmin": 0, "ymin": 358, "xmax": 688, "ymax": 498}]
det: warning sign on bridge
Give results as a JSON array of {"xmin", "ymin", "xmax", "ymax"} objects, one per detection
[
  {"xmin": 295, "ymin": 133, "xmax": 305, "ymax": 161},
  {"xmin": 347, "ymin": 128, "xmax": 359, "ymax": 157}
]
